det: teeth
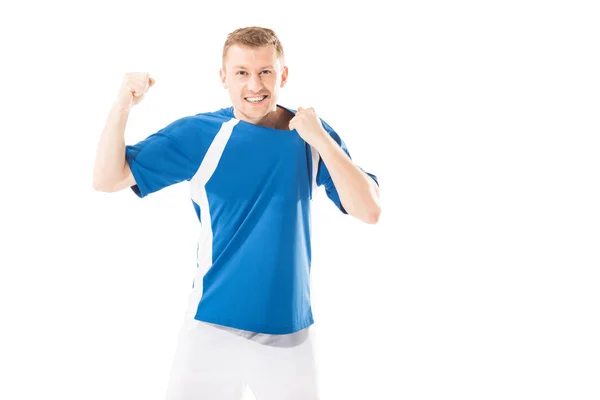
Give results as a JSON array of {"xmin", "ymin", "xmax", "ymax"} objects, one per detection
[{"xmin": 246, "ymin": 96, "xmax": 266, "ymax": 102}]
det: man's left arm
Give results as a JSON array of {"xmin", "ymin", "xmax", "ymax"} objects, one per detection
[
  {"xmin": 313, "ymin": 134, "xmax": 381, "ymax": 224},
  {"xmin": 290, "ymin": 106, "xmax": 381, "ymax": 224}
]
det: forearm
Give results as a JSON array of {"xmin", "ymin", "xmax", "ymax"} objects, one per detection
[
  {"xmin": 93, "ymin": 102, "xmax": 131, "ymax": 191},
  {"xmin": 315, "ymin": 135, "xmax": 381, "ymax": 224}
]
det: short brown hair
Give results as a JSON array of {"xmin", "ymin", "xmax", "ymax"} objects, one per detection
[{"xmin": 222, "ymin": 26, "xmax": 285, "ymax": 70}]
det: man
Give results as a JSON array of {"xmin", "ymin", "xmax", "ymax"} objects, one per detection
[{"xmin": 93, "ymin": 26, "xmax": 380, "ymax": 400}]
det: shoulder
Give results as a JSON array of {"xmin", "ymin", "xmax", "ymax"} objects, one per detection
[
  {"xmin": 169, "ymin": 107, "xmax": 233, "ymax": 132},
  {"xmin": 317, "ymin": 117, "xmax": 344, "ymax": 145},
  {"xmin": 160, "ymin": 107, "xmax": 234, "ymax": 146}
]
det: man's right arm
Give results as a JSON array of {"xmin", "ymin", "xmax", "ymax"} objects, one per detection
[
  {"xmin": 92, "ymin": 103, "xmax": 135, "ymax": 192},
  {"xmin": 93, "ymin": 72, "xmax": 154, "ymax": 193}
]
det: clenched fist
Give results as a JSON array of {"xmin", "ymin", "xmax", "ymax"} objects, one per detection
[
  {"xmin": 289, "ymin": 106, "xmax": 330, "ymax": 149},
  {"xmin": 115, "ymin": 72, "xmax": 155, "ymax": 110}
]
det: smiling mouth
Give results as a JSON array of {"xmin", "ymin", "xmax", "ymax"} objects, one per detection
[{"xmin": 245, "ymin": 95, "xmax": 268, "ymax": 104}]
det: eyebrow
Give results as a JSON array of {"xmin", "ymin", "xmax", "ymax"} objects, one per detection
[{"xmin": 232, "ymin": 65, "xmax": 274, "ymax": 70}]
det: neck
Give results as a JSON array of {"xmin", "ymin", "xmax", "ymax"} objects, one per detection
[{"xmin": 234, "ymin": 106, "xmax": 281, "ymax": 129}]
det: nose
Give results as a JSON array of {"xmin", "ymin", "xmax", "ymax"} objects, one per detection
[{"xmin": 247, "ymin": 73, "xmax": 263, "ymax": 93}]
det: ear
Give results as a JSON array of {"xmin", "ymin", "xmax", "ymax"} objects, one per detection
[
  {"xmin": 219, "ymin": 68, "xmax": 228, "ymax": 89},
  {"xmin": 279, "ymin": 65, "xmax": 288, "ymax": 88}
]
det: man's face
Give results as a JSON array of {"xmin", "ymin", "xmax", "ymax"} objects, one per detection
[{"xmin": 219, "ymin": 44, "xmax": 288, "ymax": 123}]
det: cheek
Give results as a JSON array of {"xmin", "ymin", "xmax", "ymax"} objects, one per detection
[{"xmin": 229, "ymin": 85, "xmax": 242, "ymax": 96}]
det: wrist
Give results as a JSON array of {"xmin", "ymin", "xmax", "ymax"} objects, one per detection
[
  {"xmin": 111, "ymin": 100, "xmax": 132, "ymax": 114},
  {"xmin": 313, "ymin": 132, "xmax": 336, "ymax": 155}
]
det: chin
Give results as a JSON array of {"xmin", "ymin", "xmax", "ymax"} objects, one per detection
[{"xmin": 245, "ymin": 103, "xmax": 272, "ymax": 113}]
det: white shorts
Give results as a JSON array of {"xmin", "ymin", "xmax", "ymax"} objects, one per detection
[{"xmin": 164, "ymin": 317, "xmax": 321, "ymax": 399}]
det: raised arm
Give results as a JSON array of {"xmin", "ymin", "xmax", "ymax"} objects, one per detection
[{"xmin": 92, "ymin": 72, "xmax": 154, "ymax": 192}]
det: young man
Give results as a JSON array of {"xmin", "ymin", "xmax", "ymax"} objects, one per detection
[{"xmin": 93, "ymin": 26, "xmax": 380, "ymax": 400}]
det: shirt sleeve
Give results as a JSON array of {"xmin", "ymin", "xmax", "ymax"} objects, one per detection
[
  {"xmin": 125, "ymin": 117, "xmax": 203, "ymax": 198},
  {"xmin": 315, "ymin": 121, "xmax": 379, "ymax": 214}
]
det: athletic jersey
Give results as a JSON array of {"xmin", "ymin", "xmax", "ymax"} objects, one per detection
[{"xmin": 125, "ymin": 104, "xmax": 379, "ymax": 334}]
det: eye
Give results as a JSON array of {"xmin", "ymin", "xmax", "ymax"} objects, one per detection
[
  {"xmin": 261, "ymin": 70, "xmax": 272, "ymax": 74},
  {"xmin": 236, "ymin": 71, "xmax": 247, "ymax": 75}
]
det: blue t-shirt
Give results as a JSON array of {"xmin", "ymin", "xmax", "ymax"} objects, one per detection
[{"xmin": 125, "ymin": 104, "xmax": 379, "ymax": 334}]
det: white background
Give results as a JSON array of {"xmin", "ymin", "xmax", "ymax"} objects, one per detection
[{"xmin": 1, "ymin": 1, "xmax": 599, "ymax": 399}]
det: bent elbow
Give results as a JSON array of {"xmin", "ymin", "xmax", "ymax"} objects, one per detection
[
  {"xmin": 366, "ymin": 208, "xmax": 381, "ymax": 224},
  {"xmin": 92, "ymin": 179, "xmax": 113, "ymax": 192}
]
